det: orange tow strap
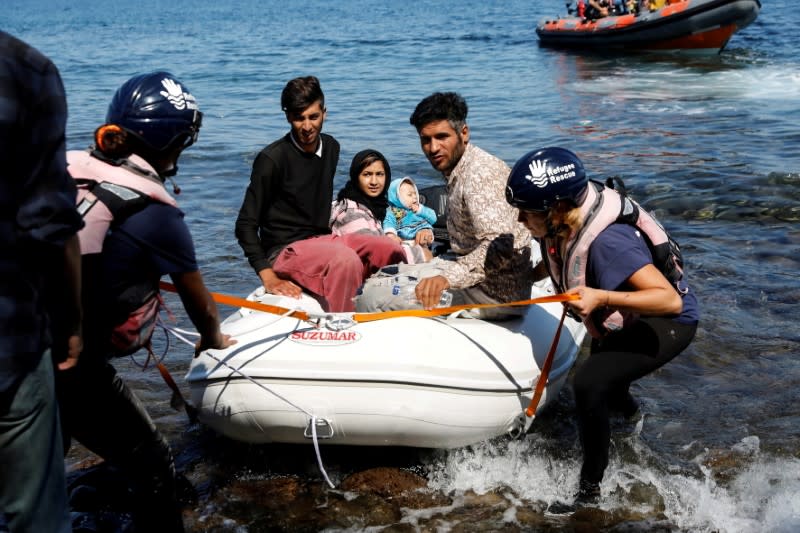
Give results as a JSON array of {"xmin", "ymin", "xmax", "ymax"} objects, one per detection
[
  {"xmin": 525, "ymin": 305, "xmax": 569, "ymax": 418},
  {"xmin": 159, "ymin": 280, "xmax": 579, "ymax": 322},
  {"xmin": 159, "ymin": 281, "xmax": 311, "ymax": 321},
  {"xmin": 155, "ymin": 361, "xmax": 198, "ymax": 423}
]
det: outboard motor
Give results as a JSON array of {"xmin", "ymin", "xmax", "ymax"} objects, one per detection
[{"xmin": 419, "ymin": 184, "xmax": 450, "ymax": 254}]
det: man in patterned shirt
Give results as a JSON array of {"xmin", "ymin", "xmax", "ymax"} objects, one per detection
[
  {"xmin": 409, "ymin": 92, "xmax": 533, "ymax": 318},
  {"xmin": 0, "ymin": 30, "xmax": 83, "ymax": 533},
  {"xmin": 355, "ymin": 92, "xmax": 533, "ymax": 318}
]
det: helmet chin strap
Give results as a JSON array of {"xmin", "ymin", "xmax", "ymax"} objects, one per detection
[
  {"xmin": 166, "ymin": 175, "xmax": 181, "ymax": 195},
  {"xmin": 160, "ymin": 165, "xmax": 181, "ymax": 194},
  {"xmin": 120, "ymin": 155, "xmax": 182, "ymax": 195},
  {"xmin": 545, "ymin": 219, "xmax": 558, "ymax": 239}
]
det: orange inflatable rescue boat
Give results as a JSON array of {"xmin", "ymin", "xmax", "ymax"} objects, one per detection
[{"xmin": 536, "ymin": 0, "xmax": 761, "ymax": 54}]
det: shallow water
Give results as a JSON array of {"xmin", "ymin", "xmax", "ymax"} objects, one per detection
[{"xmin": 6, "ymin": 0, "xmax": 800, "ymax": 531}]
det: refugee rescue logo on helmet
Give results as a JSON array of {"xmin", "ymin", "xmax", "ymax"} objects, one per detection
[
  {"xmin": 159, "ymin": 77, "xmax": 198, "ymax": 112},
  {"xmin": 106, "ymin": 71, "xmax": 202, "ymax": 155},
  {"xmin": 506, "ymin": 147, "xmax": 587, "ymax": 212},
  {"xmin": 526, "ymin": 156, "xmax": 576, "ymax": 188}
]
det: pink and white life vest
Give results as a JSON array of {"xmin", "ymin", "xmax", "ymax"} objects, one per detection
[
  {"xmin": 543, "ymin": 179, "xmax": 685, "ymax": 338},
  {"xmin": 67, "ymin": 150, "xmax": 177, "ymax": 254},
  {"xmin": 67, "ymin": 150, "xmax": 179, "ymax": 355}
]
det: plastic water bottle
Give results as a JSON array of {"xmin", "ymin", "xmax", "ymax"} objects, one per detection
[
  {"xmin": 399, "ymin": 285, "xmax": 452, "ymax": 308},
  {"xmin": 437, "ymin": 290, "xmax": 453, "ymax": 308},
  {"xmin": 397, "ymin": 284, "xmax": 419, "ymax": 305}
]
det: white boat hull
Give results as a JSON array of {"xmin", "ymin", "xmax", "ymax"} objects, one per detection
[{"xmin": 187, "ymin": 283, "xmax": 586, "ymax": 448}]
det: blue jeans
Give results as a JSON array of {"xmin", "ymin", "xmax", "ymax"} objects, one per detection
[{"xmin": 0, "ymin": 350, "xmax": 70, "ymax": 533}]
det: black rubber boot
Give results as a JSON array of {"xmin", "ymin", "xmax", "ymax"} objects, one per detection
[
  {"xmin": 127, "ymin": 437, "xmax": 186, "ymax": 533},
  {"xmin": 546, "ymin": 479, "xmax": 601, "ymax": 514},
  {"xmin": 574, "ymin": 479, "xmax": 601, "ymax": 505}
]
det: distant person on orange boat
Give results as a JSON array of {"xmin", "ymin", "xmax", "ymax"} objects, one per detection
[
  {"xmin": 580, "ymin": 0, "xmax": 634, "ymax": 18},
  {"xmin": 586, "ymin": 0, "xmax": 611, "ymax": 18},
  {"xmin": 330, "ymin": 149, "xmax": 432, "ymax": 263}
]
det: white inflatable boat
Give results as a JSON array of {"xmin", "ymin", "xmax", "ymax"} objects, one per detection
[{"xmin": 186, "ymin": 281, "xmax": 586, "ymax": 449}]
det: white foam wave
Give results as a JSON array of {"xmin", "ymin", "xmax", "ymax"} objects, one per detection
[
  {"xmin": 571, "ymin": 66, "xmax": 800, "ymax": 105},
  {"xmin": 425, "ymin": 435, "xmax": 800, "ymax": 532}
]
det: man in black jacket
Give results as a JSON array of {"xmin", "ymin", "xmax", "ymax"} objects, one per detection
[{"xmin": 235, "ymin": 76, "xmax": 405, "ymax": 312}]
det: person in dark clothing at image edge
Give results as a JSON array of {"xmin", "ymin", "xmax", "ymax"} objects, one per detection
[
  {"xmin": 58, "ymin": 71, "xmax": 235, "ymax": 532},
  {"xmin": 506, "ymin": 147, "xmax": 698, "ymax": 507},
  {"xmin": 235, "ymin": 76, "xmax": 407, "ymax": 312},
  {"xmin": 0, "ymin": 30, "xmax": 82, "ymax": 533}
]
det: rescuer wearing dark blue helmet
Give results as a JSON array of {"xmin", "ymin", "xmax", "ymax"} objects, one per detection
[
  {"xmin": 103, "ymin": 70, "xmax": 203, "ymax": 179},
  {"xmin": 505, "ymin": 146, "xmax": 588, "ymax": 214},
  {"xmin": 507, "ymin": 147, "xmax": 698, "ymax": 509},
  {"xmin": 58, "ymin": 71, "xmax": 234, "ymax": 532}
]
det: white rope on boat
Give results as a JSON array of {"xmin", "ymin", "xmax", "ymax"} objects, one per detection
[
  {"xmin": 164, "ymin": 324, "xmax": 336, "ymax": 488},
  {"xmin": 166, "ymin": 326, "xmax": 314, "ymax": 417},
  {"xmin": 311, "ymin": 415, "xmax": 335, "ymax": 488}
]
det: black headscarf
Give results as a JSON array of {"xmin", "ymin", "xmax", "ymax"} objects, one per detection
[{"xmin": 337, "ymin": 149, "xmax": 391, "ymax": 223}]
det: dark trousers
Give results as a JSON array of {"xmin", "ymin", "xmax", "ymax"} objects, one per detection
[
  {"xmin": 572, "ymin": 317, "xmax": 697, "ymax": 484},
  {"xmin": 56, "ymin": 353, "xmax": 185, "ymax": 532},
  {"xmin": 0, "ymin": 350, "xmax": 70, "ymax": 533}
]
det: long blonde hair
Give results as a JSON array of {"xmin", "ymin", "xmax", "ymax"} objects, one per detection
[{"xmin": 547, "ymin": 199, "xmax": 584, "ymax": 244}]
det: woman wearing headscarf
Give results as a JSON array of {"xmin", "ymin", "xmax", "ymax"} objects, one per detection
[{"xmin": 331, "ymin": 149, "xmax": 432, "ymax": 263}]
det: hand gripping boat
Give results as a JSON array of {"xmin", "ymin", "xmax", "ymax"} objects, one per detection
[
  {"xmin": 536, "ymin": 0, "xmax": 761, "ymax": 54},
  {"xmin": 186, "ymin": 282, "xmax": 586, "ymax": 448}
]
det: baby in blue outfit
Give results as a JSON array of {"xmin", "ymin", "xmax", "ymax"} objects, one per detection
[{"xmin": 383, "ymin": 176, "xmax": 437, "ymax": 248}]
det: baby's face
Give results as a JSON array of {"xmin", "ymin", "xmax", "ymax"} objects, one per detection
[{"xmin": 398, "ymin": 182, "xmax": 419, "ymax": 210}]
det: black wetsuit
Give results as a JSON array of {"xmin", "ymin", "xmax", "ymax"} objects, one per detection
[{"xmin": 573, "ymin": 317, "xmax": 697, "ymax": 484}]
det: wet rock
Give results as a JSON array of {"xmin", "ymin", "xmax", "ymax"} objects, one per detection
[
  {"xmin": 568, "ymin": 505, "xmax": 611, "ymax": 530},
  {"xmin": 504, "ymin": 501, "xmax": 567, "ymax": 532},
  {"xmin": 701, "ymin": 447, "xmax": 751, "ymax": 484},
  {"xmin": 461, "ymin": 488, "xmax": 507, "ymax": 507},
  {"xmin": 407, "ymin": 487, "xmax": 554, "ymax": 532},
  {"xmin": 420, "ymin": 499, "xmax": 511, "ymax": 532},
  {"xmin": 620, "ymin": 480, "xmax": 665, "ymax": 512},
  {"xmin": 341, "ymin": 467, "xmax": 427, "ymax": 496},
  {"xmin": 227, "ymin": 476, "xmax": 304, "ymax": 506},
  {"xmin": 393, "ymin": 488, "xmax": 452, "ymax": 510},
  {"xmin": 324, "ymin": 492, "xmax": 401, "ymax": 528},
  {"xmin": 188, "ymin": 476, "xmax": 406, "ymax": 532},
  {"xmin": 378, "ymin": 523, "xmax": 418, "ymax": 533},
  {"xmin": 341, "ymin": 466, "xmax": 452, "ymax": 509},
  {"xmin": 510, "ymin": 504, "xmax": 552, "ymax": 529},
  {"xmin": 191, "ymin": 477, "xmax": 330, "ymax": 532},
  {"xmin": 571, "ymin": 505, "xmax": 671, "ymax": 531}
]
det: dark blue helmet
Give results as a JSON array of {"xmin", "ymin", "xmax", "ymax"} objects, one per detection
[
  {"xmin": 506, "ymin": 147, "xmax": 587, "ymax": 212},
  {"xmin": 106, "ymin": 71, "xmax": 202, "ymax": 153}
]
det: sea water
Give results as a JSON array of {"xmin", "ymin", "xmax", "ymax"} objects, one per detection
[{"xmin": 4, "ymin": 0, "xmax": 800, "ymax": 531}]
